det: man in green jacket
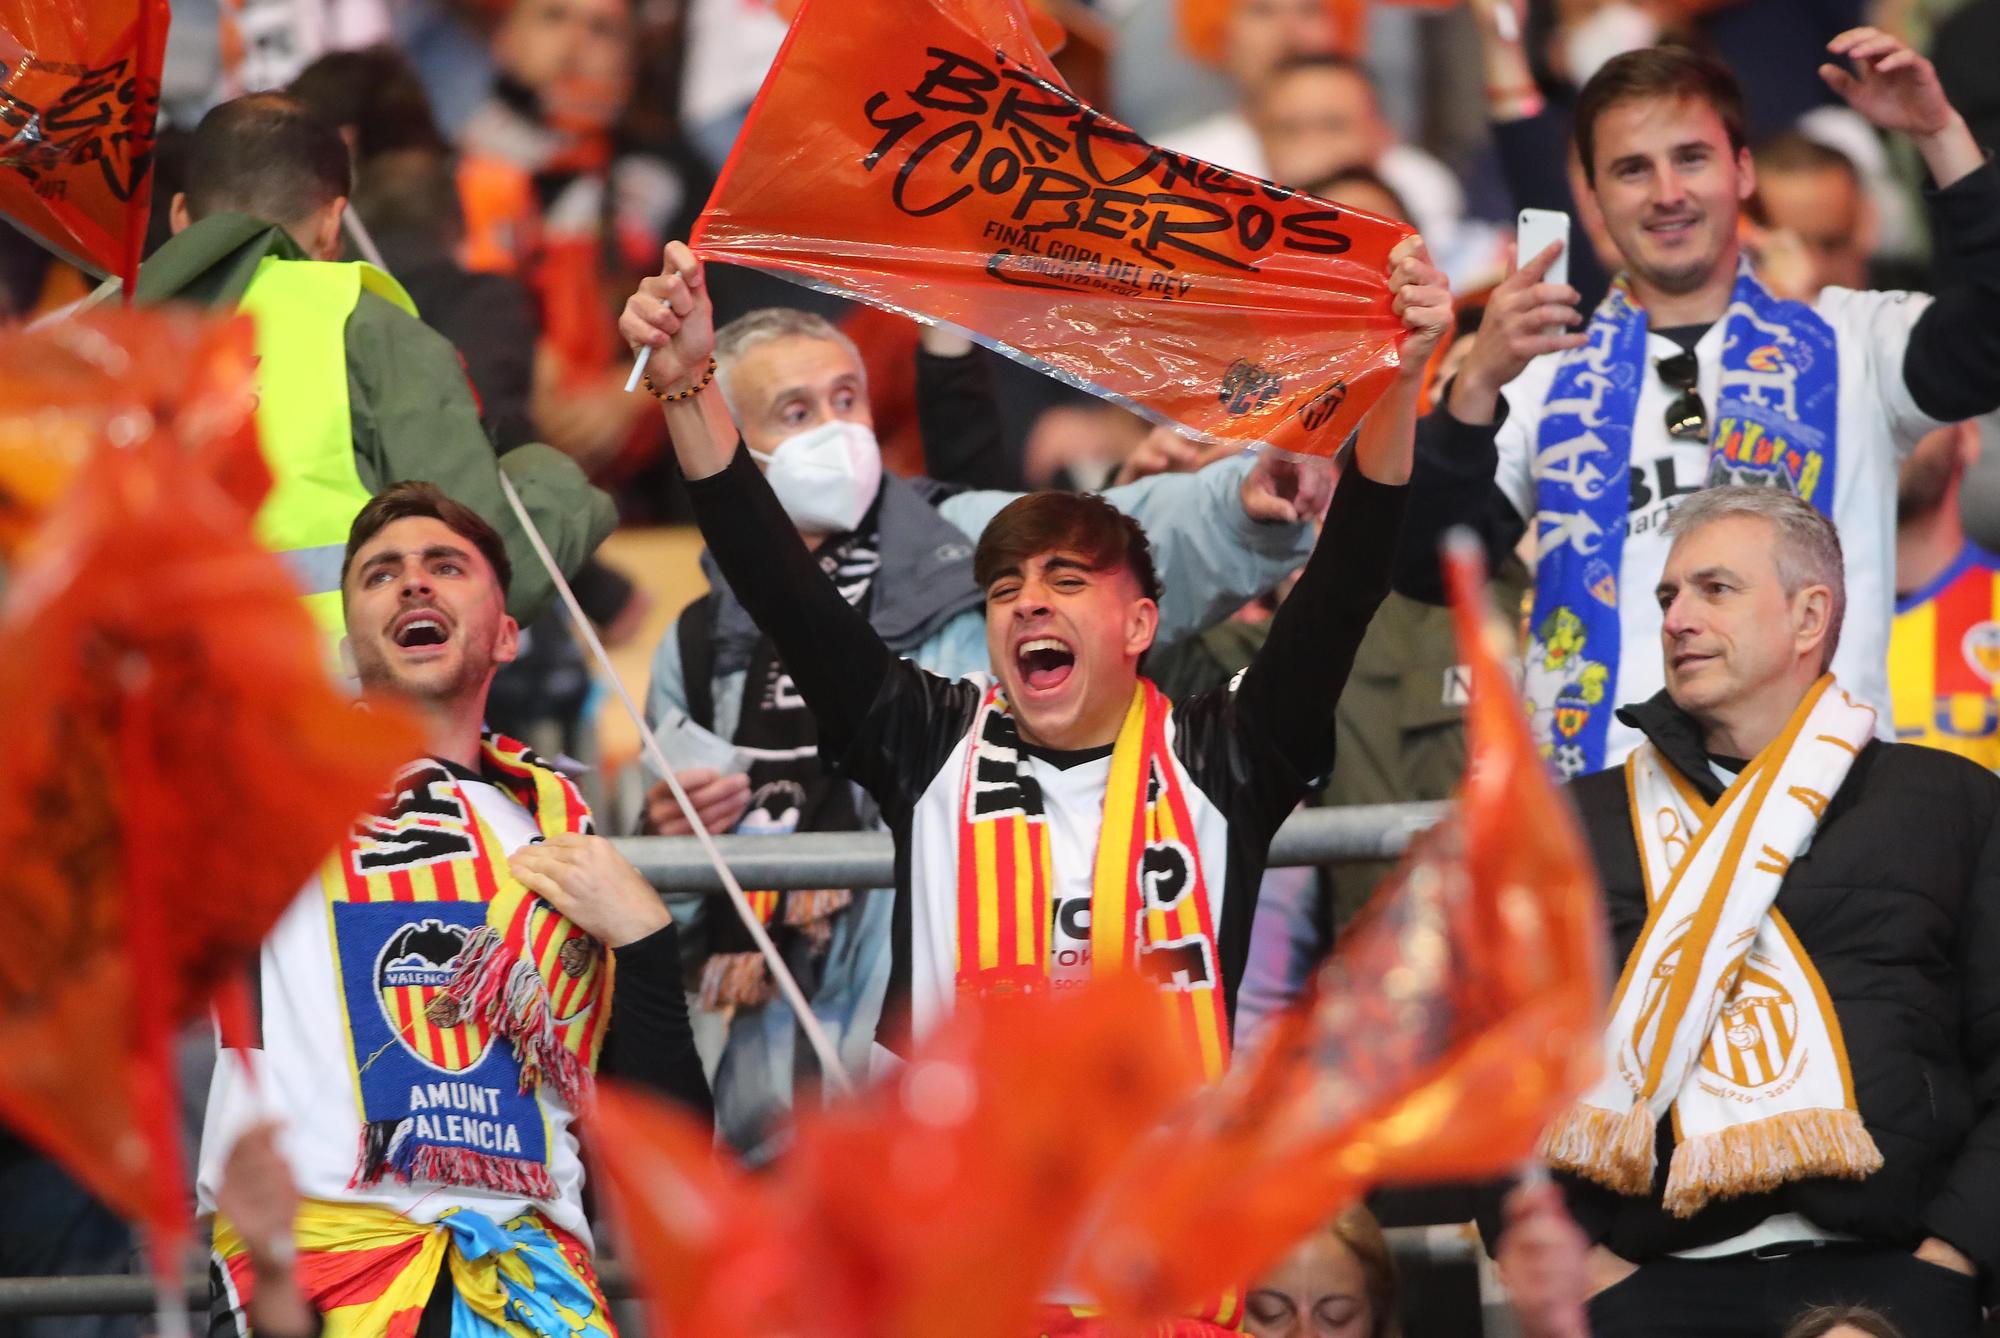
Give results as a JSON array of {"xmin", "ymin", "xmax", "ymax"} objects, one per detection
[{"xmin": 126, "ymin": 92, "xmax": 612, "ymax": 640}]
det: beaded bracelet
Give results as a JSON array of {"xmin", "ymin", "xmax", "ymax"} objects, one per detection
[{"xmin": 643, "ymin": 356, "xmax": 717, "ymax": 402}]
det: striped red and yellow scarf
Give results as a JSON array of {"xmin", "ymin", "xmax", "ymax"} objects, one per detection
[
  {"xmin": 956, "ymin": 680, "xmax": 1230, "ymax": 1082},
  {"xmin": 325, "ymin": 733, "xmax": 613, "ymax": 1198}
]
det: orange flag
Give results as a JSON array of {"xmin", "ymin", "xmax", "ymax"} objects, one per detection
[
  {"xmin": 1064, "ymin": 534, "xmax": 1608, "ymax": 1321},
  {"xmin": 0, "ymin": 309, "xmax": 419, "ymax": 1280},
  {"xmin": 591, "ymin": 980, "xmax": 1204, "ymax": 1338},
  {"xmin": 0, "ymin": 0, "xmax": 169, "ymax": 296},
  {"xmin": 693, "ymin": 0, "xmax": 1415, "ymax": 462}
]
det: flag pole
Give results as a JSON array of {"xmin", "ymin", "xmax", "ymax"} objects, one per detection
[{"xmin": 495, "ymin": 471, "xmax": 854, "ymax": 1095}]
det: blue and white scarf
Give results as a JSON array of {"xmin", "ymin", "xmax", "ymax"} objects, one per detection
[{"xmin": 1528, "ymin": 263, "xmax": 1840, "ymax": 777}]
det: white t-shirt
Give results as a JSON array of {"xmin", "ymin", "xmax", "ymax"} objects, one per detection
[
  {"xmin": 195, "ymin": 778, "xmax": 591, "ymax": 1243},
  {"xmin": 1497, "ymin": 285, "xmax": 1943, "ymax": 768}
]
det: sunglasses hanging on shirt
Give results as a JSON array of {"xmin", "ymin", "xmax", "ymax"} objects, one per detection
[{"xmin": 1657, "ymin": 351, "xmax": 1708, "ymax": 442}]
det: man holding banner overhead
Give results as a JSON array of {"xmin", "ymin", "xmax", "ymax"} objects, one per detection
[{"xmin": 621, "ymin": 221, "xmax": 1446, "ymax": 1053}]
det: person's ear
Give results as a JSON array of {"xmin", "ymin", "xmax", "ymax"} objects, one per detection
[
  {"xmin": 312, "ymin": 198, "xmax": 348, "ymax": 262},
  {"xmin": 493, "ymin": 613, "xmax": 522, "ymax": 668},
  {"xmin": 1126, "ymin": 597, "xmax": 1159, "ymax": 660},
  {"xmin": 1794, "ymin": 583, "xmax": 1832, "ymax": 662},
  {"xmin": 169, "ymin": 191, "xmax": 191, "ymax": 235},
  {"xmin": 1737, "ymin": 147, "xmax": 1757, "ymax": 204}
]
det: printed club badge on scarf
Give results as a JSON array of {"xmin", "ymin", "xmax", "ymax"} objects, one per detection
[
  {"xmin": 1528, "ymin": 264, "xmax": 1839, "ymax": 777},
  {"xmin": 692, "ymin": 0, "xmax": 1414, "ymax": 462},
  {"xmin": 325, "ymin": 737, "xmax": 611, "ymax": 1200}
]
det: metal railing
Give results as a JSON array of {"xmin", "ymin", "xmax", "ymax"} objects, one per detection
[{"xmin": 611, "ymin": 800, "xmax": 1446, "ymax": 892}]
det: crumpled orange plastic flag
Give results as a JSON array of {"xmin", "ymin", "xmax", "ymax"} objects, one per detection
[
  {"xmin": 694, "ymin": 0, "xmax": 1415, "ymax": 462},
  {"xmin": 0, "ymin": 309, "xmax": 419, "ymax": 1277},
  {"xmin": 1067, "ymin": 535, "xmax": 1608, "ymax": 1321},
  {"xmin": 592, "ymin": 979, "xmax": 1206, "ymax": 1338},
  {"xmin": 0, "ymin": 0, "xmax": 168, "ymax": 296}
]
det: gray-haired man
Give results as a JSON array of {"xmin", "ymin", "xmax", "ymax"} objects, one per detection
[
  {"xmin": 1546, "ymin": 486, "xmax": 2000, "ymax": 1337},
  {"xmin": 640, "ymin": 304, "xmax": 1326, "ymax": 1153}
]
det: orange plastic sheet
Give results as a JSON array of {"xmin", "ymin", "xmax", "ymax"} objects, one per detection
[
  {"xmin": 1067, "ymin": 538, "xmax": 1609, "ymax": 1320},
  {"xmin": 0, "ymin": 0, "xmax": 168, "ymax": 295},
  {"xmin": 693, "ymin": 0, "xmax": 1415, "ymax": 462},
  {"xmin": 0, "ymin": 309, "xmax": 419, "ymax": 1272},
  {"xmin": 591, "ymin": 544, "xmax": 1605, "ymax": 1333}
]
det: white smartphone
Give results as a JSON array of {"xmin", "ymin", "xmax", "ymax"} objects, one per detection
[{"xmin": 1516, "ymin": 207, "xmax": 1571, "ymax": 289}]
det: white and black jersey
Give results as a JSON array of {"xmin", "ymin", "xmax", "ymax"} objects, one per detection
[{"xmin": 686, "ymin": 447, "xmax": 1408, "ymax": 1052}]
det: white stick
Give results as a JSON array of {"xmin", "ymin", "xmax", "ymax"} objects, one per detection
[
  {"xmin": 341, "ymin": 207, "xmax": 389, "ymax": 271},
  {"xmin": 623, "ymin": 346, "xmax": 653, "ymax": 394},
  {"xmin": 153, "ymin": 1273, "xmax": 192, "ymax": 1338},
  {"xmin": 495, "ymin": 471, "xmax": 854, "ymax": 1094}
]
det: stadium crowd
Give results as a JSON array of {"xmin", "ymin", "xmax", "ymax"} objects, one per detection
[{"xmin": 3, "ymin": 0, "xmax": 2000, "ymax": 1335}]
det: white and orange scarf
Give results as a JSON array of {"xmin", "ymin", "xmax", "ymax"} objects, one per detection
[
  {"xmin": 1542, "ymin": 677, "xmax": 1882, "ymax": 1215},
  {"xmin": 955, "ymin": 680, "xmax": 1231, "ymax": 1082}
]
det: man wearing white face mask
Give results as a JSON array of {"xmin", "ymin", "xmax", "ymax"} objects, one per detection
[{"xmin": 640, "ymin": 304, "xmax": 1327, "ymax": 1154}]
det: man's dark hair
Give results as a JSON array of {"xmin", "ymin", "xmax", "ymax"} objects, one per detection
[
  {"xmin": 1306, "ymin": 165, "xmax": 1412, "ymax": 223},
  {"xmin": 973, "ymin": 491, "xmax": 1161, "ymax": 603},
  {"xmin": 1574, "ymin": 46, "xmax": 1747, "ymax": 186},
  {"xmin": 287, "ymin": 46, "xmax": 449, "ymax": 162},
  {"xmin": 1754, "ymin": 130, "xmax": 1861, "ymax": 183},
  {"xmin": 341, "ymin": 482, "xmax": 512, "ymax": 598},
  {"xmin": 353, "ymin": 148, "xmax": 466, "ymax": 248},
  {"xmin": 182, "ymin": 93, "xmax": 351, "ymax": 232},
  {"xmin": 1779, "ymin": 1305, "xmax": 1904, "ymax": 1338}
]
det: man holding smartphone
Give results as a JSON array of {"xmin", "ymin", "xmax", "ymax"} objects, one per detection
[{"xmin": 1395, "ymin": 37, "xmax": 2000, "ymax": 781}]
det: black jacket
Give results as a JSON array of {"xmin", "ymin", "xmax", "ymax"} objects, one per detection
[{"xmin": 1559, "ymin": 692, "xmax": 2000, "ymax": 1295}]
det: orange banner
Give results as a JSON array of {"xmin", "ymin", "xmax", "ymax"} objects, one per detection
[
  {"xmin": 1067, "ymin": 536, "xmax": 1608, "ymax": 1319},
  {"xmin": 0, "ymin": 309, "xmax": 418, "ymax": 1271},
  {"xmin": 0, "ymin": 0, "xmax": 168, "ymax": 294},
  {"xmin": 693, "ymin": 0, "xmax": 1415, "ymax": 462}
]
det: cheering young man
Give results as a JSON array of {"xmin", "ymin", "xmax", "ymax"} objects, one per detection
[
  {"xmin": 620, "ymin": 240, "xmax": 1447, "ymax": 1072},
  {"xmin": 197, "ymin": 484, "xmax": 708, "ymax": 1338}
]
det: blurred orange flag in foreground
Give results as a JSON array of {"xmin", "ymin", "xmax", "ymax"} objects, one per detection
[
  {"xmin": 1067, "ymin": 535, "xmax": 1608, "ymax": 1317},
  {"xmin": 590, "ymin": 533, "xmax": 1605, "ymax": 1335},
  {"xmin": 0, "ymin": 310, "xmax": 419, "ymax": 1281},
  {"xmin": 0, "ymin": 0, "xmax": 169, "ymax": 294},
  {"xmin": 694, "ymin": 0, "xmax": 1415, "ymax": 462}
]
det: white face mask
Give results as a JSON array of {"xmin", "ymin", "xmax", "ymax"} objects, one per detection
[{"xmin": 751, "ymin": 418, "xmax": 883, "ymax": 535}]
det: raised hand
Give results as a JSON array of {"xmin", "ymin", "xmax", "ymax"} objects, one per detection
[
  {"xmin": 1821, "ymin": 27, "xmax": 1955, "ymax": 138},
  {"xmin": 1447, "ymin": 239, "xmax": 1586, "ymax": 425},
  {"xmin": 618, "ymin": 241, "xmax": 716, "ymax": 395},
  {"xmin": 1389, "ymin": 234, "xmax": 1454, "ymax": 370}
]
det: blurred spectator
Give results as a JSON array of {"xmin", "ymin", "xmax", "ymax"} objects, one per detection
[
  {"xmin": 1247, "ymin": 55, "xmax": 1475, "ymax": 277},
  {"xmin": 1888, "ymin": 421, "xmax": 2000, "ymax": 767},
  {"xmin": 457, "ymin": 0, "xmax": 686, "ymax": 483},
  {"xmin": 640, "ymin": 304, "xmax": 1319, "ymax": 1154},
  {"xmin": 1749, "ymin": 130, "xmax": 1927, "ymax": 297},
  {"xmin": 129, "ymin": 93, "xmax": 613, "ymax": 637},
  {"xmin": 286, "ymin": 44, "xmax": 452, "ymax": 162},
  {"xmin": 1398, "ymin": 41, "xmax": 2000, "ymax": 777},
  {"xmin": 1931, "ymin": 0, "xmax": 2000, "ymax": 152},
  {"xmin": 1245, "ymin": 1204, "xmax": 1401, "ymax": 1338},
  {"xmin": 1554, "ymin": 488, "xmax": 1996, "ymax": 1337},
  {"xmin": 1153, "ymin": 0, "xmax": 1346, "ymax": 172}
]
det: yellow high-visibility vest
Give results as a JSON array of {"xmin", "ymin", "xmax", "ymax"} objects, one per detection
[{"xmin": 237, "ymin": 256, "xmax": 418, "ymax": 650}]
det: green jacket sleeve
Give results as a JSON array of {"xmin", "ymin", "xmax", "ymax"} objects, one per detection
[{"xmin": 343, "ymin": 292, "xmax": 616, "ymax": 624}]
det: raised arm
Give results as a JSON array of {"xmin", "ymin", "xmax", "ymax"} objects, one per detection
[
  {"xmin": 619, "ymin": 245, "xmax": 894, "ymax": 751},
  {"xmin": 1235, "ymin": 238, "xmax": 1454, "ymax": 781}
]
